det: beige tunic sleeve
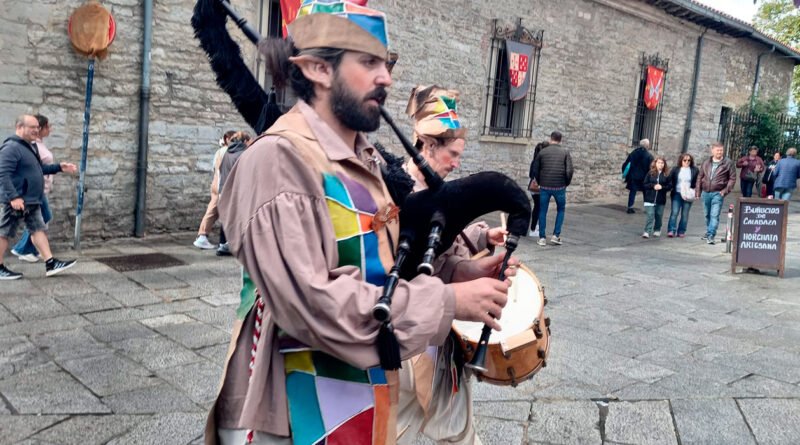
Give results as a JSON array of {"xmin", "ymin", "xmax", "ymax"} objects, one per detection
[{"xmin": 220, "ymin": 136, "xmax": 456, "ymax": 370}]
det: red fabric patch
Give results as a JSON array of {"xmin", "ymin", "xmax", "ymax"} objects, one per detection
[{"xmin": 326, "ymin": 408, "xmax": 374, "ymax": 445}]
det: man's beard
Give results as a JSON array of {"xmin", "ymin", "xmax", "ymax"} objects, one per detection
[{"xmin": 331, "ymin": 76, "xmax": 386, "ymax": 133}]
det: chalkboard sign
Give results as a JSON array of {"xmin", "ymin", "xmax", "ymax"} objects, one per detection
[{"xmin": 731, "ymin": 198, "xmax": 788, "ymax": 278}]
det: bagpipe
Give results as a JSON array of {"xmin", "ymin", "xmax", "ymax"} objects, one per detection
[{"xmin": 192, "ymin": 0, "xmax": 534, "ymax": 376}]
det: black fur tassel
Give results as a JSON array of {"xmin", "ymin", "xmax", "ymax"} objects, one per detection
[
  {"xmin": 191, "ymin": 0, "xmax": 280, "ymax": 134},
  {"xmin": 377, "ymin": 321, "xmax": 402, "ymax": 370},
  {"xmin": 374, "ymin": 142, "xmax": 415, "ymax": 207}
]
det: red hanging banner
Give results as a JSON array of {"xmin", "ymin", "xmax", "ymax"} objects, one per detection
[
  {"xmin": 644, "ymin": 65, "xmax": 665, "ymax": 110},
  {"xmin": 279, "ymin": 0, "xmax": 302, "ymax": 38}
]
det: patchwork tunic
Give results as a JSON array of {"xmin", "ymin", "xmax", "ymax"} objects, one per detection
[{"xmin": 208, "ymin": 102, "xmax": 456, "ymax": 445}]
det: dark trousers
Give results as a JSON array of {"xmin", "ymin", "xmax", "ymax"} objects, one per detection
[
  {"xmin": 219, "ymin": 227, "xmax": 227, "ymax": 245},
  {"xmin": 627, "ymin": 188, "xmax": 644, "ymax": 209},
  {"xmin": 741, "ymin": 179, "xmax": 755, "ymax": 198},
  {"xmin": 530, "ymin": 193, "xmax": 541, "ymax": 230}
]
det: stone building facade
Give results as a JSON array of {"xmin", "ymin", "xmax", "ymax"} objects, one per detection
[{"xmin": 0, "ymin": 0, "xmax": 796, "ymax": 242}]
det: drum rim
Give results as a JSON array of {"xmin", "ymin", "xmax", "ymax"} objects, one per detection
[{"xmin": 451, "ymin": 263, "xmax": 544, "ymax": 345}]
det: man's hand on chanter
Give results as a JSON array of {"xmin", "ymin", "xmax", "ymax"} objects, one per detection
[{"xmin": 450, "ymin": 277, "xmax": 509, "ymax": 331}]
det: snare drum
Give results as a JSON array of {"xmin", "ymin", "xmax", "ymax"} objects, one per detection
[{"xmin": 452, "ymin": 264, "xmax": 550, "ymax": 386}]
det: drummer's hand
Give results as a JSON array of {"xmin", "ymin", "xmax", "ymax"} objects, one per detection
[
  {"xmin": 486, "ymin": 227, "xmax": 507, "ymax": 246},
  {"xmin": 450, "ymin": 278, "xmax": 509, "ymax": 331},
  {"xmin": 452, "ymin": 254, "xmax": 519, "ymax": 282}
]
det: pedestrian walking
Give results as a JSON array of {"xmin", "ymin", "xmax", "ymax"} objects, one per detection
[
  {"xmin": 772, "ymin": 147, "xmax": 800, "ymax": 201},
  {"xmin": 0, "ymin": 115, "xmax": 78, "ymax": 280},
  {"xmin": 641, "ymin": 156, "xmax": 672, "ymax": 238},
  {"xmin": 622, "ymin": 138, "xmax": 654, "ymax": 213},
  {"xmin": 666, "ymin": 153, "xmax": 698, "ymax": 238},
  {"xmin": 762, "ymin": 151, "xmax": 781, "ymax": 198},
  {"xmin": 696, "ymin": 141, "xmax": 736, "ymax": 245},
  {"xmin": 194, "ymin": 130, "xmax": 236, "ymax": 250},
  {"xmin": 531, "ymin": 131, "xmax": 573, "ymax": 246},
  {"xmin": 10, "ymin": 114, "xmax": 54, "ymax": 262},
  {"xmin": 735, "ymin": 146, "xmax": 764, "ymax": 198},
  {"xmin": 528, "ymin": 140, "xmax": 548, "ymax": 237},
  {"xmin": 215, "ymin": 131, "xmax": 252, "ymax": 256}
]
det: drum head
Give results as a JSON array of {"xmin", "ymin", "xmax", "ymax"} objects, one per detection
[{"xmin": 452, "ymin": 264, "xmax": 543, "ymax": 343}]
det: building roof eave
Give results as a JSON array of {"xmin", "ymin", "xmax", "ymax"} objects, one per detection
[{"xmin": 645, "ymin": 0, "xmax": 800, "ymax": 63}]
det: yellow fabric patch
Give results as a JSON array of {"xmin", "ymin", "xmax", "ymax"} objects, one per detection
[{"xmin": 284, "ymin": 350, "xmax": 316, "ymax": 374}]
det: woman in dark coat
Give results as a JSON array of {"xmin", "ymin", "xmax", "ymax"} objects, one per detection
[
  {"xmin": 762, "ymin": 151, "xmax": 782, "ymax": 198},
  {"xmin": 622, "ymin": 140, "xmax": 654, "ymax": 213},
  {"xmin": 528, "ymin": 141, "xmax": 548, "ymax": 236},
  {"xmin": 641, "ymin": 156, "xmax": 672, "ymax": 238}
]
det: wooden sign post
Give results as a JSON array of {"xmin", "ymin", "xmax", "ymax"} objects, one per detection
[{"xmin": 731, "ymin": 198, "xmax": 788, "ymax": 278}]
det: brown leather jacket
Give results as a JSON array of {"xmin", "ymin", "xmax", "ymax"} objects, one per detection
[{"xmin": 696, "ymin": 156, "xmax": 736, "ymax": 196}]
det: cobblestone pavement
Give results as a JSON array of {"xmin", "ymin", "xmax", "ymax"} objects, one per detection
[{"xmin": 1, "ymin": 195, "xmax": 799, "ymax": 444}]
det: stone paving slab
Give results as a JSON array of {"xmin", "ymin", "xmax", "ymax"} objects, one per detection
[
  {"xmin": 54, "ymin": 292, "xmax": 123, "ymax": 314},
  {"xmin": 102, "ymin": 384, "xmax": 202, "ymax": 414},
  {"xmin": 604, "ymin": 401, "xmax": 678, "ymax": 445},
  {"xmin": 0, "ymin": 415, "xmax": 67, "ymax": 445},
  {"xmin": 671, "ymin": 399, "xmax": 756, "ymax": 445},
  {"xmin": 31, "ymin": 328, "xmax": 112, "ymax": 361},
  {"xmin": 0, "ymin": 370, "xmax": 109, "ymax": 414},
  {"xmin": 738, "ymin": 398, "xmax": 800, "ymax": 445},
  {"xmin": 156, "ymin": 361, "xmax": 224, "ymax": 407},
  {"xmin": 30, "ymin": 415, "xmax": 146, "ymax": 445},
  {"xmin": 60, "ymin": 354, "xmax": 159, "ymax": 397},
  {"xmin": 106, "ymin": 413, "xmax": 206, "ymax": 445},
  {"xmin": 111, "ymin": 336, "xmax": 202, "ymax": 371},
  {"xmin": 527, "ymin": 401, "xmax": 601, "ymax": 444}
]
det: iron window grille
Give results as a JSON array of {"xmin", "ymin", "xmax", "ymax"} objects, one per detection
[
  {"xmin": 631, "ymin": 53, "xmax": 668, "ymax": 151},
  {"xmin": 482, "ymin": 19, "xmax": 543, "ymax": 139}
]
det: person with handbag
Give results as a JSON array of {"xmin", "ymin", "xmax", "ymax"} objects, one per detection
[
  {"xmin": 527, "ymin": 141, "xmax": 548, "ymax": 236},
  {"xmin": 666, "ymin": 153, "xmax": 699, "ymax": 238},
  {"xmin": 735, "ymin": 146, "xmax": 765, "ymax": 198},
  {"xmin": 622, "ymin": 139, "xmax": 654, "ymax": 214}
]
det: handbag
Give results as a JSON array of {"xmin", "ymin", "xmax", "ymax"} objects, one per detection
[
  {"xmin": 528, "ymin": 178, "xmax": 540, "ymax": 193},
  {"xmin": 744, "ymin": 170, "xmax": 759, "ymax": 182},
  {"xmin": 621, "ymin": 162, "xmax": 631, "ymax": 181},
  {"xmin": 680, "ymin": 183, "xmax": 696, "ymax": 202}
]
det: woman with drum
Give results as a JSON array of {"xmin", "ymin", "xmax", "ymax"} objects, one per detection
[{"xmin": 396, "ymin": 85, "xmax": 514, "ymax": 445}]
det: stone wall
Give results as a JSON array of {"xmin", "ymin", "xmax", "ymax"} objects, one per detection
[
  {"xmin": 0, "ymin": 0, "xmax": 258, "ymax": 243},
  {"xmin": 0, "ymin": 0, "xmax": 794, "ymax": 242}
]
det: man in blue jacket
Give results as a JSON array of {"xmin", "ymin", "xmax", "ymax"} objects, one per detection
[
  {"xmin": 772, "ymin": 147, "xmax": 800, "ymax": 202},
  {"xmin": 0, "ymin": 115, "xmax": 78, "ymax": 280}
]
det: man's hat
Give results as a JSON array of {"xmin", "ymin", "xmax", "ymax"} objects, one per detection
[
  {"xmin": 406, "ymin": 85, "xmax": 467, "ymax": 143},
  {"xmin": 288, "ymin": 0, "xmax": 389, "ymax": 59}
]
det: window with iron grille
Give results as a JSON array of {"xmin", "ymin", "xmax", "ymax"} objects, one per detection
[
  {"xmin": 482, "ymin": 19, "xmax": 543, "ymax": 139},
  {"xmin": 631, "ymin": 53, "xmax": 668, "ymax": 151}
]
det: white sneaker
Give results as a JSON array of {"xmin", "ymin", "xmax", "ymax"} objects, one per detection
[
  {"xmin": 537, "ymin": 238, "xmax": 547, "ymax": 246},
  {"xmin": 10, "ymin": 249, "xmax": 21, "ymax": 258},
  {"xmin": 193, "ymin": 235, "xmax": 216, "ymax": 250},
  {"xmin": 642, "ymin": 232, "xmax": 650, "ymax": 239},
  {"xmin": 550, "ymin": 236, "xmax": 562, "ymax": 245},
  {"xmin": 653, "ymin": 231, "xmax": 661, "ymax": 237},
  {"xmin": 18, "ymin": 253, "xmax": 39, "ymax": 263},
  {"xmin": 528, "ymin": 229, "xmax": 537, "ymax": 238}
]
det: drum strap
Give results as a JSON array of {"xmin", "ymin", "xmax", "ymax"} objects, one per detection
[
  {"xmin": 459, "ymin": 231, "xmax": 480, "ymax": 257},
  {"xmin": 448, "ymin": 331, "xmax": 465, "ymax": 386}
]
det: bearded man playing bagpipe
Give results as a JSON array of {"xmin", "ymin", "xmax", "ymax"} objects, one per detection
[{"xmin": 204, "ymin": 2, "xmax": 515, "ymax": 444}]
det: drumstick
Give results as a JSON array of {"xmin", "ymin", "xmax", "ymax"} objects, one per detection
[{"xmin": 500, "ymin": 212, "xmax": 508, "ymax": 245}]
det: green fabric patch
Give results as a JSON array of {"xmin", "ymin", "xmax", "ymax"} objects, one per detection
[
  {"xmin": 237, "ymin": 269, "xmax": 258, "ymax": 320},
  {"xmin": 312, "ymin": 351, "xmax": 370, "ymax": 383}
]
